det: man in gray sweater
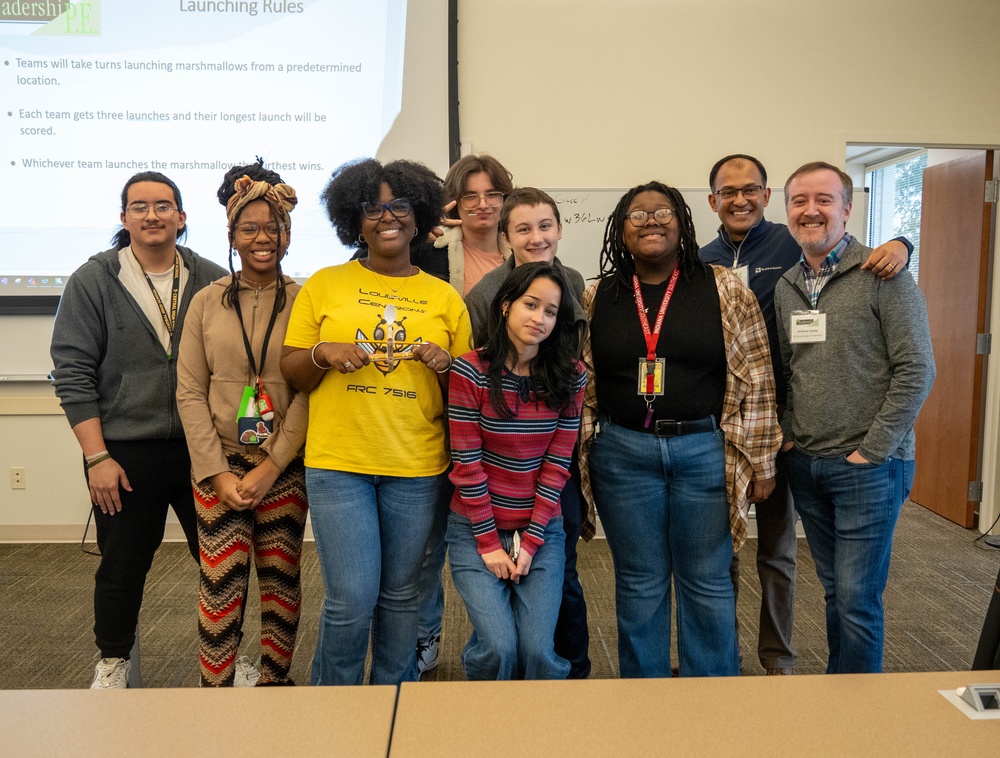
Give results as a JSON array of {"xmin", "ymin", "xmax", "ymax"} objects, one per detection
[
  {"xmin": 774, "ymin": 162, "xmax": 935, "ymax": 674},
  {"xmin": 51, "ymin": 172, "xmax": 226, "ymax": 689}
]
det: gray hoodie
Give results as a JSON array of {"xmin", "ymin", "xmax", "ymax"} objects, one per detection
[{"xmin": 51, "ymin": 245, "xmax": 227, "ymax": 441}]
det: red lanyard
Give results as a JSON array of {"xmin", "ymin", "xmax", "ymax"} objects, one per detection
[{"xmin": 632, "ymin": 267, "xmax": 680, "ymax": 394}]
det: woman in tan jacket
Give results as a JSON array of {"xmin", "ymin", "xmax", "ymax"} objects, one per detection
[{"xmin": 176, "ymin": 160, "xmax": 308, "ymax": 686}]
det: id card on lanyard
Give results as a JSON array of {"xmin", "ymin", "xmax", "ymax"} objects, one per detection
[{"xmin": 632, "ymin": 267, "xmax": 680, "ymax": 429}]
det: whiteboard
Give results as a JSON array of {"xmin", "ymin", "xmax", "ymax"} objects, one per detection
[{"xmin": 543, "ymin": 187, "xmax": 791, "ymax": 281}]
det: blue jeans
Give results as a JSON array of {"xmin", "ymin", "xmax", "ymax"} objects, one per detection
[
  {"xmin": 306, "ymin": 468, "xmax": 443, "ymax": 685},
  {"xmin": 590, "ymin": 420, "xmax": 738, "ymax": 678},
  {"xmin": 784, "ymin": 449, "xmax": 913, "ymax": 674},
  {"xmin": 446, "ymin": 512, "xmax": 570, "ymax": 680},
  {"xmin": 416, "ymin": 478, "xmax": 453, "ymax": 642}
]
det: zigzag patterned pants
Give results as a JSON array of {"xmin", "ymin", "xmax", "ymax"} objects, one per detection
[{"xmin": 194, "ymin": 454, "xmax": 307, "ymax": 686}]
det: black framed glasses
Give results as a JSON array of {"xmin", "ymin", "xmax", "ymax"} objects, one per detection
[
  {"xmin": 235, "ymin": 222, "xmax": 286, "ymax": 240},
  {"xmin": 459, "ymin": 191, "xmax": 504, "ymax": 210},
  {"xmin": 713, "ymin": 185, "xmax": 765, "ymax": 200},
  {"xmin": 627, "ymin": 208, "xmax": 675, "ymax": 227},
  {"xmin": 126, "ymin": 202, "xmax": 177, "ymax": 219},
  {"xmin": 362, "ymin": 198, "xmax": 413, "ymax": 220}
]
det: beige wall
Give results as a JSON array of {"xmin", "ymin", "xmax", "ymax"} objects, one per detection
[{"xmin": 3, "ymin": 0, "xmax": 1000, "ymax": 538}]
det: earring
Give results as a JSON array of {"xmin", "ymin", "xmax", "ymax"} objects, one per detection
[{"xmin": 358, "ymin": 232, "xmax": 366, "ymax": 246}]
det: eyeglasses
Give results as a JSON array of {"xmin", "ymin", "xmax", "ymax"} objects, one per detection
[
  {"xmin": 361, "ymin": 198, "xmax": 413, "ymax": 220},
  {"xmin": 126, "ymin": 202, "xmax": 178, "ymax": 219},
  {"xmin": 627, "ymin": 208, "xmax": 675, "ymax": 227},
  {"xmin": 235, "ymin": 222, "xmax": 286, "ymax": 240},
  {"xmin": 713, "ymin": 185, "xmax": 765, "ymax": 200},
  {"xmin": 459, "ymin": 191, "xmax": 504, "ymax": 210}
]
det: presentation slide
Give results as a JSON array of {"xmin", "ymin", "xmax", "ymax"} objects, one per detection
[{"xmin": 0, "ymin": 0, "xmax": 409, "ymax": 298}]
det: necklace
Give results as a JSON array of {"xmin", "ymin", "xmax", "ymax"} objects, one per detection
[
  {"xmin": 239, "ymin": 273, "xmax": 269, "ymax": 290},
  {"xmin": 360, "ymin": 257, "xmax": 414, "ymax": 295}
]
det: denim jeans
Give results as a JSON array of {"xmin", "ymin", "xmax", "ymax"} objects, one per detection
[
  {"xmin": 446, "ymin": 512, "xmax": 570, "ymax": 680},
  {"xmin": 784, "ymin": 449, "xmax": 913, "ymax": 674},
  {"xmin": 416, "ymin": 477, "xmax": 454, "ymax": 642},
  {"xmin": 590, "ymin": 420, "xmax": 739, "ymax": 678},
  {"xmin": 306, "ymin": 468, "xmax": 443, "ymax": 685}
]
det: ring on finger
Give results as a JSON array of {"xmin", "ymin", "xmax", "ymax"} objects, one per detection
[{"xmin": 344, "ymin": 361, "xmax": 353, "ymax": 369}]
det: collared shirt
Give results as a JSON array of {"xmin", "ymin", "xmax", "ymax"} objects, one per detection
[{"xmin": 800, "ymin": 234, "xmax": 850, "ymax": 308}]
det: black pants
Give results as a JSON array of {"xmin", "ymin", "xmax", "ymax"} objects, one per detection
[
  {"xmin": 554, "ymin": 461, "xmax": 591, "ymax": 678},
  {"xmin": 91, "ymin": 439, "xmax": 199, "ymax": 658}
]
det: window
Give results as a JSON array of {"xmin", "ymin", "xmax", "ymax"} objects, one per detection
[{"xmin": 866, "ymin": 152, "xmax": 927, "ymax": 282}]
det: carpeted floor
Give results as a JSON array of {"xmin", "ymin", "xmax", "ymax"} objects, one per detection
[{"xmin": 1, "ymin": 501, "xmax": 997, "ymax": 689}]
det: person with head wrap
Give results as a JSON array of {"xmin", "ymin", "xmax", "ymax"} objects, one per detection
[{"xmin": 176, "ymin": 159, "xmax": 309, "ymax": 686}]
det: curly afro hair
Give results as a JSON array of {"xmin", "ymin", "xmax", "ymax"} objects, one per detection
[{"xmin": 321, "ymin": 158, "xmax": 444, "ymax": 249}]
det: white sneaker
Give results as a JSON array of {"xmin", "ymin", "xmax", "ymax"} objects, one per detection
[
  {"xmin": 91, "ymin": 657, "xmax": 130, "ymax": 689},
  {"xmin": 233, "ymin": 656, "xmax": 260, "ymax": 687},
  {"xmin": 416, "ymin": 634, "xmax": 440, "ymax": 675}
]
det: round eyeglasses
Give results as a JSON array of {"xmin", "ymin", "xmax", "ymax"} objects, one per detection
[
  {"xmin": 627, "ymin": 208, "xmax": 675, "ymax": 227},
  {"xmin": 362, "ymin": 198, "xmax": 413, "ymax": 220}
]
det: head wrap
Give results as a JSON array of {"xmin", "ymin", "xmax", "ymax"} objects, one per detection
[{"xmin": 226, "ymin": 175, "xmax": 298, "ymax": 231}]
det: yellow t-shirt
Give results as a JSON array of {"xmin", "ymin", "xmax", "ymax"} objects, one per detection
[{"xmin": 285, "ymin": 260, "xmax": 473, "ymax": 476}]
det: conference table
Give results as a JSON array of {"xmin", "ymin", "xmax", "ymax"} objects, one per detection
[
  {"xmin": 391, "ymin": 671, "xmax": 1000, "ymax": 757},
  {"xmin": 2, "ymin": 685, "xmax": 397, "ymax": 758},
  {"xmin": 5, "ymin": 671, "xmax": 999, "ymax": 756}
]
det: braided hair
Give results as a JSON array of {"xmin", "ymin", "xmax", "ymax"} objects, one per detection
[
  {"xmin": 216, "ymin": 157, "xmax": 296, "ymax": 311},
  {"xmin": 598, "ymin": 181, "xmax": 705, "ymax": 296}
]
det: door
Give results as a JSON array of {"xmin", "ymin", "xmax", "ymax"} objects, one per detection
[{"xmin": 910, "ymin": 150, "xmax": 994, "ymax": 527}]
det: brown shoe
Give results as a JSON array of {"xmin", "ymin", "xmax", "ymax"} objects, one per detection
[{"xmin": 765, "ymin": 667, "xmax": 793, "ymax": 675}]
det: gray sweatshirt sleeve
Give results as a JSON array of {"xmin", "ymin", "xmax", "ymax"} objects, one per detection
[{"xmin": 857, "ymin": 272, "xmax": 936, "ymax": 462}]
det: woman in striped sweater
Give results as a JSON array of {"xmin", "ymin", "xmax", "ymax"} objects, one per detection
[{"xmin": 446, "ymin": 261, "xmax": 585, "ymax": 680}]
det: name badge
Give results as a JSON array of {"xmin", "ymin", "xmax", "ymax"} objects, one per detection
[
  {"xmin": 636, "ymin": 358, "xmax": 666, "ymax": 396},
  {"xmin": 790, "ymin": 310, "xmax": 826, "ymax": 343},
  {"xmin": 732, "ymin": 265, "xmax": 750, "ymax": 287}
]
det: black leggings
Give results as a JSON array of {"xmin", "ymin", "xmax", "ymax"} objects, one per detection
[{"xmin": 90, "ymin": 438, "xmax": 199, "ymax": 658}]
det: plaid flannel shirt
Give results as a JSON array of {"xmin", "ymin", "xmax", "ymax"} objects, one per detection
[{"xmin": 578, "ymin": 265, "xmax": 781, "ymax": 550}]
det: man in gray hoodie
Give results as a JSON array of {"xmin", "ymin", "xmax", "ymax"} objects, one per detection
[
  {"xmin": 51, "ymin": 172, "xmax": 226, "ymax": 689},
  {"xmin": 774, "ymin": 162, "xmax": 935, "ymax": 674}
]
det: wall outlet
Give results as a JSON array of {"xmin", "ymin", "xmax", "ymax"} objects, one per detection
[{"xmin": 10, "ymin": 467, "xmax": 25, "ymax": 489}]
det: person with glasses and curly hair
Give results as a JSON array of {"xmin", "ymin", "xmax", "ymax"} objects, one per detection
[
  {"xmin": 176, "ymin": 159, "xmax": 309, "ymax": 687},
  {"xmin": 579, "ymin": 180, "xmax": 780, "ymax": 678},
  {"xmin": 281, "ymin": 158, "xmax": 472, "ymax": 685},
  {"xmin": 51, "ymin": 171, "xmax": 226, "ymax": 689}
]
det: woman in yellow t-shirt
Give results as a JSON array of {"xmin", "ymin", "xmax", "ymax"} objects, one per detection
[{"xmin": 281, "ymin": 158, "xmax": 472, "ymax": 686}]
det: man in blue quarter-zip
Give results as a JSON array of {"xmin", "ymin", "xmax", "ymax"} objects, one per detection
[
  {"xmin": 774, "ymin": 161, "xmax": 935, "ymax": 674},
  {"xmin": 700, "ymin": 154, "xmax": 911, "ymax": 676}
]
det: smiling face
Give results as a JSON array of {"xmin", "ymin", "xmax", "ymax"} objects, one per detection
[
  {"xmin": 120, "ymin": 180, "xmax": 186, "ymax": 253},
  {"xmin": 708, "ymin": 159, "xmax": 771, "ymax": 242},
  {"xmin": 361, "ymin": 181, "xmax": 416, "ymax": 261},
  {"xmin": 504, "ymin": 274, "xmax": 562, "ymax": 361},
  {"xmin": 786, "ymin": 168, "xmax": 852, "ymax": 260},
  {"xmin": 457, "ymin": 171, "xmax": 501, "ymax": 236},
  {"xmin": 502, "ymin": 203, "xmax": 562, "ymax": 266},
  {"xmin": 622, "ymin": 190, "xmax": 680, "ymax": 274},
  {"xmin": 233, "ymin": 199, "xmax": 287, "ymax": 283}
]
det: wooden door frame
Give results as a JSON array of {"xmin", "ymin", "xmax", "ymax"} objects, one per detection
[{"xmin": 846, "ymin": 142, "xmax": 999, "ymax": 537}]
